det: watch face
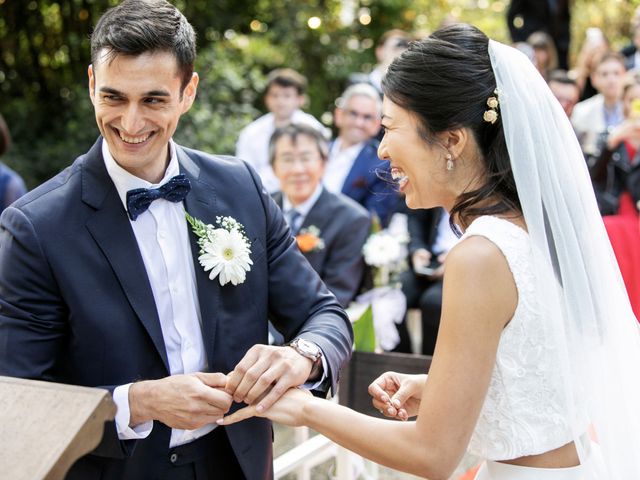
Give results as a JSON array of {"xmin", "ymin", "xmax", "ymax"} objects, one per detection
[{"xmin": 295, "ymin": 339, "xmax": 320, "ymax": 357}]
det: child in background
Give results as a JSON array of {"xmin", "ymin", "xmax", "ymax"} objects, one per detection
[{"xmin": 235, "ymin": 68, "xmax": 325, "ymax": 192}]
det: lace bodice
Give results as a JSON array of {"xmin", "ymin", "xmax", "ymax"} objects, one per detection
[{"xmin": 462, "ymin": 216, "xmax": 574, "ymax": 461}]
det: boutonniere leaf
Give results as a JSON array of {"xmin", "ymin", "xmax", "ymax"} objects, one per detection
[
  {"xmin": 186, "ymin": 213, "xmax": 253, "ymax": 286},
  {"xmin": 296, "ymin": 225, "xmax": 325, "ymax": 253}
]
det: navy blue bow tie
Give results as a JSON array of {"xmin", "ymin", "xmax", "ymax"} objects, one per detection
[{"xmin": 126, "ymin": 174, "xmax": 191, "ymax": 221}]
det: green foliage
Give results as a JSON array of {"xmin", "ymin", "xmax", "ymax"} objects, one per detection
[
  {"xmin": 174, "ymin": 39, "xmax": 268, "ymax": 155},
  {"xmin": 352, "ymin": 304, "xmax": 377, "ymax": 352},
  {"xmin": 3, "ymin": 84, "xmax": 98, "ymax": 188},
  {"xmin": 571, "ymin": 0, "xmax": 640, "ymax": 55},
  {"xmin": 2, "ymin": 0, "xmax": 640, "ymax": 188}
]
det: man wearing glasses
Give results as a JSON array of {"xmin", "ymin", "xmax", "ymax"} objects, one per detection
[
  {"xmin": 270, "ymin": 123, "xmax": 370, "ymax": 308},
  {"xmin": 325, "ymin": 83, "xmax": 399, "ymax": 227}
]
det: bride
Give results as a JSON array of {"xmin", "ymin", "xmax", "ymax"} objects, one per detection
[{"xmin": 220, "ymin": 24, "xmax": 640, "ymax": 479}]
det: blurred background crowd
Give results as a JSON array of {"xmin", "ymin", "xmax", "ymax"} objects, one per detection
[{"xmin": 3, "ymin": 0, "xmax": 640, "ymax": 356}]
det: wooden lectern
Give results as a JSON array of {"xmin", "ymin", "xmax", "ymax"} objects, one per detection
[{"xmin": 0, "ymin": 376, "xmax": 116, "ymax": 480}]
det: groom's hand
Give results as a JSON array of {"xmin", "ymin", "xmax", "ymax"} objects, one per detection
[
  {"xmin": 225, "ymin": 345, "xmax": 313, "ymax": 412},
  {"xmin": 128, "ymin": 372, "xmax": 233, "ymax": 430}
]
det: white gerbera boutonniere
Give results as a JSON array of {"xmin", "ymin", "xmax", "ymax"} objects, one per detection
[{"xmin": 186, "ymin": 213, "xmax": 253, "ymax": 286}]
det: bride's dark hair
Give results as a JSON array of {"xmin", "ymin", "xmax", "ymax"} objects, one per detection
[{"xmin": 382, "ymin": 23, "xmax": 521, "ymax": 232}]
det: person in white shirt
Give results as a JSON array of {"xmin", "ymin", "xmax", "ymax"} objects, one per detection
[
  {"xmin": 235, "ymin": 68, "xmax": 325, "ymax": 193},
  {"xmin": 571, "ymin": 52, "xmax": 626, "ymax": 157}
]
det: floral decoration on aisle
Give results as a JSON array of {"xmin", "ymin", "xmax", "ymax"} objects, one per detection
[{"xmin": 350, "ymin": 214, "xmax": 409, "ymax": 352}]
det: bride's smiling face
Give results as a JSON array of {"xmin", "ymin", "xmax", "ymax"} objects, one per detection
[{"xmin": 378, "ymin": 97, "xmax": 452, "ymax": 210}]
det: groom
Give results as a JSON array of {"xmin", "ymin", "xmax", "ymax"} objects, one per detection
[{"xmin": 0, "ymin": 1, "xmax": 352, "ymax": 479}]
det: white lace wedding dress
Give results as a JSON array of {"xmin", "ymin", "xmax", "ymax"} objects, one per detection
[{"xmin": 461, "ymin": 216, "xmax": 602, "ymax": 480}]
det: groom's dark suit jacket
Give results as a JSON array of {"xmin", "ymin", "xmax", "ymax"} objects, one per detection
[
  {"xmin": 273, "ymin": 188, "xmax": 370, "ymax": 307},
  {"xmin": 0, "ymin": 138, "xmax": 352, "ymax": 479}
]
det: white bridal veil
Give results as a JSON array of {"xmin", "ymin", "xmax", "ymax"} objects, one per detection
[{"xmin": 488, "ymin": 39, "xmax": 640, "ymax": 478}]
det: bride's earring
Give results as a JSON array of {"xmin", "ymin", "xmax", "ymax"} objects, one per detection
[{"xmin": 445, "ymin": 153, "xmax": 454, "ymax": 171}]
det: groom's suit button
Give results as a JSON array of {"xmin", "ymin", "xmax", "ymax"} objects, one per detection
[{"xmin": 170, "ymin": 453, "xmax": 178, "ymax": 464}]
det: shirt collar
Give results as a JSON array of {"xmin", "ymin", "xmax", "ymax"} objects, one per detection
[
  {"xmin": 330, "ymin": 138, "xmax": 365, "ymax": 159},
  {"xmin": 102, "ymin": 138, "xmax": 180, "ymax": 209},
  {"xmin": 282, "ymin": 183, "xmax": 323, "ymax": 218}
]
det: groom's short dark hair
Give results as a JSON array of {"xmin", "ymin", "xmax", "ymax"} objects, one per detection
[{"xmin": 90, "ymin": 0, "xmax": 196, "ymax": 92}]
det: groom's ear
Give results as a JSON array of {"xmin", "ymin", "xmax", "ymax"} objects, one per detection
[
  {"xmin": 88, "ymin": 64, "xmax": 96, "ymax": 105},
  {"xmin": 180, "ymin": 72, "xmax": 199, "ymax": 113}
]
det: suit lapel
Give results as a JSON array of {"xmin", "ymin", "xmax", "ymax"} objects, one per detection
[
  {"xmin": 82, "ymin": 139, "xmax": 170, "ymax": 372},
  {"xmin": 178, "ymin": 147, "xmax": 220, "ymax": 366},
  {"xmin": 272, "ymin": 191, "xmax": 283, "ymax": 209},
  {"xmin": 299, "ymin": 188, "xmax": 332, "ymax": 233},
  {"xmin": 341, "ymin": 144, "xmax": 369, "ymax": 197}
]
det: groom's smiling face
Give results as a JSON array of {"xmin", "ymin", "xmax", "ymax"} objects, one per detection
[{"xmin": 88, "ymin": 49, "xmax": 198, "ymax": 183}]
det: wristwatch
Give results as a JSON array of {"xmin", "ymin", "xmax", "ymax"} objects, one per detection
[
  {"xmin": 288, "ymin": 338, "xmax": 322, "ymax": 362},
  {"xmin": 288, "ymin": 338, "xmax": 323, "ymax": 379}
]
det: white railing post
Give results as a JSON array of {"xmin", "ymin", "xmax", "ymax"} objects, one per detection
[{"xmin": 293, "ymin": 426, "xmax": 310, "ymax": 480}]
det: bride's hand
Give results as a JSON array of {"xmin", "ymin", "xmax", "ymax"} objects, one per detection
[
  {"xmin": 368, "ymin": 372, "xmax": 427, "ymax": 420},
  {"xmin": 218, "ymin": 387, "xmax": 313, "ymax": 427}
]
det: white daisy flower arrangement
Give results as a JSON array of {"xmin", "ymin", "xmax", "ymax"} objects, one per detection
[
  {"xmin": 186, "ymin": 213, "xmax": 253, "ymax": 286},
  {"xmin": 362, "ymin": 231, "xmax": 403, "ymax": 268},
  {"xmin": 362, "ymin": 229, "xmax": 408, "ymax": 287}
]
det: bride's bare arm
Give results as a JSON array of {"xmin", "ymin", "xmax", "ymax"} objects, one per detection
[{"xmin": 222, "ymin": 235, "xmax": 517, "ymax": 479}]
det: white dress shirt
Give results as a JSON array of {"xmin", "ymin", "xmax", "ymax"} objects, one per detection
[
  {"xmin": 236, "ymin": 110, "xmax": 326, "ymax": 193},
  {"xmin": 104, "ymin": 140, "xmax": 214, "ymax": 448},
  {"xmin": 368, "ymin": 68, "xmax": 384, "ymax": 94},
  {"xmin": 324, "ymin": 138, "xmax": 365, "ymax": 194},
  {"xmin": 282, "ymin": 183, "xmax": 324, "ymax": 232}
]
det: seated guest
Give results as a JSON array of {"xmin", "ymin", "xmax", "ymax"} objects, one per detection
[
  {"xmin": 271, "ymin": 123, "xmax": 370, "ymax": 307},
  {"xmin": 547, "ymin": 70, "xmax": 580, "ymax": 118},
  {"xmin": 236, "ymin": 68, "xmax": 325, "ymax": 193},
  {"xmin": 588, "ymin": 71, "xmax": 640, "ymax": 215},
  {"xmin": 0, "ymin": 114, "xmax": 27, "ymax": 212},
  {"xmin": 396, "ymin": 206, "xmax": 458, "ymax": 355},
  {"xmin": 571, "ymin": 52, "xmax": 626, "ymax": 158},
  {"xmin": 325, "ymin": 83, "xmax": 399, "ymax": 227}
]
